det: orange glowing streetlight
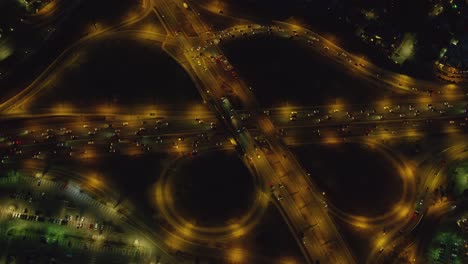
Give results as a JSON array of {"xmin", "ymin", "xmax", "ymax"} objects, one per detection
[{"xmin": 227, "ymin": 248, "xmax": 246, "ymax": 263}]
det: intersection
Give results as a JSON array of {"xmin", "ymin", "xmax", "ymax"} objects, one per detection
[{"xmin": 0, "ymin": 0, "xmax": 467, "ymax": 263}]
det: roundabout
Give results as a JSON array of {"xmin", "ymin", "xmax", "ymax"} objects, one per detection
[
  {"xmin": 154, "ymin": 151, "xmax": 269, "ymax": 243},
  {"xmin": 294, "ymin": 138, "xmax": 417, "ymax": 230}
]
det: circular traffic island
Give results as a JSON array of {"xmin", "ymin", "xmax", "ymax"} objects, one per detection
[
  {"xmin": 293, "ymin": 142, "xmax": 404, "ymax": 217},
  {"xmin": 155, "ymin": 150, "xmax": 268, "ymax": 243},
  {"xmin": 170, "ymin": 151, "xmax": 255, "ymax": 226}
]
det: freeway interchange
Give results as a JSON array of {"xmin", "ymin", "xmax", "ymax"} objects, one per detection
[{"xmin": 0, "ymin": 0, "xmax": 468, "ymax": 263}]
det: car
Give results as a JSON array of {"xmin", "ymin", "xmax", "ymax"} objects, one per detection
[{"xmin": 270, "ymin": 183, "xmax": 276, "ymax": 191}]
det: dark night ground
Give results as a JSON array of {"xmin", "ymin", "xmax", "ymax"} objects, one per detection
[
  {"xmin": 222, "ymin": 36, "xmax": 389, "ymax": 108},
  {"xmin": 31, "ymin": 37, "xmax": 201, "ymax": 108}
]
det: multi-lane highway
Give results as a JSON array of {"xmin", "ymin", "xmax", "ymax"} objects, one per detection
[
  {"xmin": 1, "ymin": 0, "xmax": 467, "ymax": 263},
  {"xmin": 1, "ymin": 87, "xmax": 467, "ymax": 263}
]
